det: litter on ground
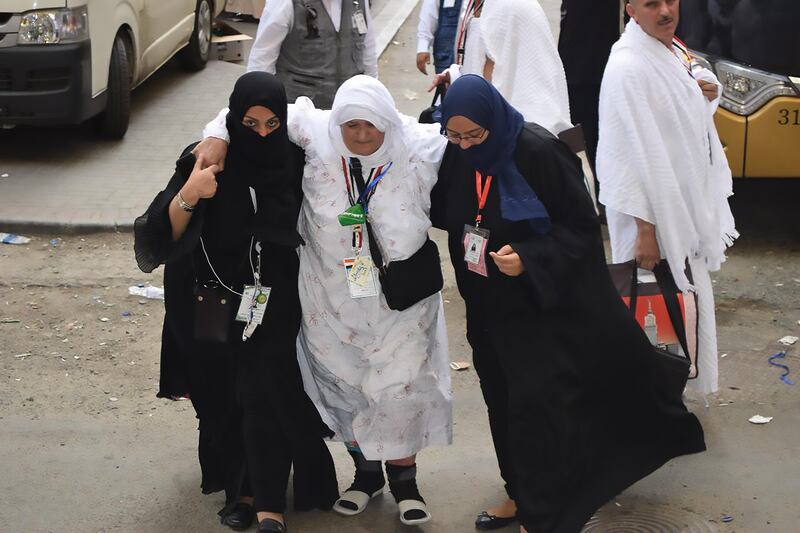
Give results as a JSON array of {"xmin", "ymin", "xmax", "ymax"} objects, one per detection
[
  {"xmin": 1, "ymin": 233, "xmax": 31, "ymax": 245},
  {"xmin": 128, "ymin": 285, "xmax": 165, "ymax": 300},
  {"xmin": 778, "ymin": 335, "xmax": 798, "ymax": 346}
]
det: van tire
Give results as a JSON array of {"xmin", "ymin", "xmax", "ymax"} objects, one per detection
[
  {"xmin": 179, "ymin": 0, "xmax": 213, "ymax": 71},
  {"xmin": 95, "ymin": 34, "xmax": 131, "ymax": 140}
]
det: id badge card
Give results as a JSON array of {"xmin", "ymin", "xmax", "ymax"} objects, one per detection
[
  {"xmin": 463, "ymin": 225, "xmax": 490, "ymax": 277},
  {"xmin": 443, "ymin": 0, "xmax": 456, "ymax": 7},
  {"xmin": 353, "ymin": 11, "xmax": 368, "ymax": 35},
  {"xmin": 236, "ymin": 285, "xmax": 271, "ymax": 325},
  {"xmin": 344, "ymin": 256, "xmax": 379, "ymax": 298}
]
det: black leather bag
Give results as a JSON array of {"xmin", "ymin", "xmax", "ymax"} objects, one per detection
[
  {"xmin": 418, "ymin": 85, "xmax": 445, "ymax": 124},
  {"xmin": 364, "ymin": 223, "xmax": 444, "ymax": 312},
  {"xmin": 347, "ymin": 158, "xmax": 444, "ymax": 311},
  {"xmin": 193, "ymin": 281, "xmax": 235, "ymax": 343},
  {"xmin": 609, "ymin": 262, "xmax": 693, "ymax": 399}
]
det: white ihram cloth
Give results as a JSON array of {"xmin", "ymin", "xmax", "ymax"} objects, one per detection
[
  {"xmin": 289, "ymin": 76, "xmax": 452, "ymax": 460},
  {"xmin": 449, "ymin": 0, "xmax": 572, "ymax": 136},
  {"xmin": 597, "ymin": 20, "xmax": 738, "ymax": 395}
]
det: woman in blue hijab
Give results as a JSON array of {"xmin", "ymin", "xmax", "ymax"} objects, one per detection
[{"xmin": 431, "ymin": 75, "xmax": 706, "ymax": 533}]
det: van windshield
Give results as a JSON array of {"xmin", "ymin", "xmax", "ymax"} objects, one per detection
[{"xmin": 678, "ymin": 0, "xmax": 800, "ymax": 77}]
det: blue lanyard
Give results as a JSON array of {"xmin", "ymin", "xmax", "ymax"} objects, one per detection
[{"xmin": 354, "ymin": 162, "xmax": 393, "ymax": 214}]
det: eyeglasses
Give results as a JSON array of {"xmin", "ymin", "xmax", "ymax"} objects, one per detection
[{"xmin": 443, "ymin": 127, "xmax": 487, "ymax": 144}]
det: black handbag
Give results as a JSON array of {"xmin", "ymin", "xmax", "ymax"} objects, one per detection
[
  {"xmin": 193, "ymin": 280, "xmax": 235, "ymax": 343},
  {"xmin": 609, "ymin": 262, "xmax": 693, "ymax": 399},
  {"xmin": 418, "ymin": 85, "xmax": 445, "ymax": 124},
  {"xmin": 348, "ymin": 158, "xmax": 444, "ymax": 311},
  {"xmin": 364, "ymin": 224, "xmax": 444, "ymax": 311}
]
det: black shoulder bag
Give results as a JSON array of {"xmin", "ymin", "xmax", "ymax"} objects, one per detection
[{"xmin": 351, "ymin": 162, "xmax": 444, "ymax": 311}]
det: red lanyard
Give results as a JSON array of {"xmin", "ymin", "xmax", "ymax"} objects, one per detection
[
  {"xmin": 671, "ymin": 37, "xmax": 695, "ymax": 78},
  {"xmin": 474, "ymin": 171, "xmax": 492, "ymax": 227},
  {"xmin": 342, "ymin": 157, "xmax": 385, "ymax": 251},
  {"xmin": 456, "ymin": 0, "xmax": 482, "ymax": 65}
]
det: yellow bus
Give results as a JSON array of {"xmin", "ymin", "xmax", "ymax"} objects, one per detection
[{"xmin": 678, "ymin": 0, "xmax": 800, "ymax": 178}]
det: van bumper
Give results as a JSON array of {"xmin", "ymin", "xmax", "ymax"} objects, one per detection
[{"xmin": 0, "ymin": 40, "xmax": 106, "ymax": 125}]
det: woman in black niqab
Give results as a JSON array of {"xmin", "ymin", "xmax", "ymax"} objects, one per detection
[{"xmin": 134, "ymin": 72, "xmax": 339, "ymax": 533}]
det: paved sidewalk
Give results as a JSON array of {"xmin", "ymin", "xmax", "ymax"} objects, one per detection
[
  {"xmin": 0, "ymin": 59, "xmax": 243, "ymax": 232},
  {"xmin": 0, "ymin": 0, "xmax": 423, "ymax": 233}
]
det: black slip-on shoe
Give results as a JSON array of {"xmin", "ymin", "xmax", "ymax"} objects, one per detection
[
  {"xmin": 222, "ymin": 502, "xmax": 255, "ymax": 531},
  {"xmin": 475, "ymin": 510, "xmax": 519, "ymax": 530}
]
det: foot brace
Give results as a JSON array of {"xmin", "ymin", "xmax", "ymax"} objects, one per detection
[
  {"xmin": 333, "ymin": 450, "xmax": 386, "ymax": 515},
  {"xmin": 386, "ymin": 463, "xmax": 430, "ymax": 524}
]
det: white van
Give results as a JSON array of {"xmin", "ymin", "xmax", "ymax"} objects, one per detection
[{"xmin": 0, "ymin": 0, "xmax": 225, "ymax": 138}]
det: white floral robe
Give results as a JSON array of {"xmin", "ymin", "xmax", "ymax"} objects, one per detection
[{"xmin": 288, "ymin": 98, "xmax": 452, "ymax": 460}]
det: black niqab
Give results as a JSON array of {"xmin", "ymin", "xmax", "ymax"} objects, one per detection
[{"xmin": 204, "ymin": 71, "xmax": 302, "ymax": 249}]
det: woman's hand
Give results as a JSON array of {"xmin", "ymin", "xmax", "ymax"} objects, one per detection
[
  {"xmin": 490, "ymin": 245, "xmax": 525, "ymax": 277},
  {"xmin": 181, "ymin": 154, "xmax": 220, "ymax": 205},
  {"xmin": 192, "ymin": 137, "xmax": 229, "ymax": 171},
  {"xmin": 428, "ymin": 71, "xmax": 448, "ymax": 92}
]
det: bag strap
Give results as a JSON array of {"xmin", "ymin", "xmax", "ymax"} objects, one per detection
[
  {"xmin": 350, "ymin": 159, "xmax": 386, "ymax": 269},
  {"xmin": 363, "ymin": 220, "xmax": 385, "ymax": 270},
  {"xmin": 627, "ymin": 261, "xmax": 690, "ymax": 359},
  {"xmin": 653, "ymin": 263, "xmax": 691, "ymax": 360}
]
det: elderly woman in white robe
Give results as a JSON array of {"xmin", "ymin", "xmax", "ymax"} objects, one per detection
[{"xmin": 198, "ymin": 75, "xmax": 452, "ymax": 526}]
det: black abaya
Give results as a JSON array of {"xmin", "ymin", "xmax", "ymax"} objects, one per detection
[
  {"xmin": 432, "ymin": 124, "xmax": 705, "ymax": 532},
  {"xmin": 134, "ymin": 141, "xmax": 339, "ymax": 515}
]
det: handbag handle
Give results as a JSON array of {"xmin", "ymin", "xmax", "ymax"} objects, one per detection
[
  {"xmin": 628, "ymin": 262, "xmax": 690, "ymax": 359},
  {"xmin": 430, "ymin": 84, "xmax": 446, "ymax": 109}
]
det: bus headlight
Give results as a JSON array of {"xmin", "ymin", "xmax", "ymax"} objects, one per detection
[
  {"xmin": 18, "ymin": 6, "xmax": 89, "ymax": 45},
  {"xmin": 715, "ymin": 60, "xmax": 798, "ymax": 115}
]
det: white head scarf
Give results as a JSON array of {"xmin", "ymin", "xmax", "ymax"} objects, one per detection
[{"xmin": 328, "ymin": 75, "xmax": 405, "ymax": 169}]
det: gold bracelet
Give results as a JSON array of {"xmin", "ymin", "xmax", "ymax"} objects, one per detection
[{"xmin": 176, "ymin": 191, "xmax": 197, "ymax": 212}]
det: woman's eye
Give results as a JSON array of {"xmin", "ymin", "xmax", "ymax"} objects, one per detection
[
  {"xmin": 267, "ymin": 119, "xmax": 280, "ymax": 128},
  {"xmin": 244, "ymin": 120, "xmax": 256, "ymax": 127}
]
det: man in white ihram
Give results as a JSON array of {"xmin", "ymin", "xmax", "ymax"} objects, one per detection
[
  {"xmin": 247, "ymin": 0, "xmax": 378, "ymax": 109},
  {"xmin": 597, "ymin": 0, "xmax": 738, "ymax": 396}
]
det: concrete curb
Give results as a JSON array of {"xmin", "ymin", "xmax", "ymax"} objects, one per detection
[{"xmin": 0, "ymin": 221, "xmax": 133, "ymax": 236}]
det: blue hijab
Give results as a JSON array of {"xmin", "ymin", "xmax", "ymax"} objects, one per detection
[{"xmin": 440, "ymin": 75, "xmax": 551, "ymax": 233}]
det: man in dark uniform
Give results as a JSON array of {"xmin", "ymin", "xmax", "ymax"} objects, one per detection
[{"xmin": 558, "ymin": 0, "xmax": 625, "ymax": 172}]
